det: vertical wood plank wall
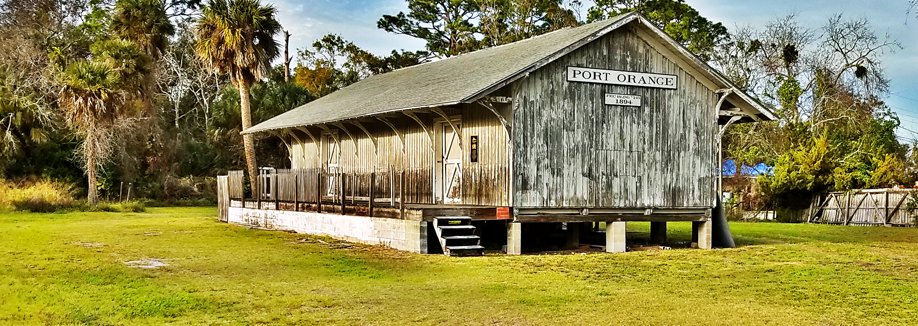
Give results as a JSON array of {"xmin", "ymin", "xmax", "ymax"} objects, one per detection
[
  {"xmin": 283, "ymin": 105, "xmax": 510, "ymax": 206},
  {"xmin": 460, "ymin": 103, "xmax": 511, "ymax": 206},
  {"xmin": 513, "ymin": 26, "xmax": 717, "ymax": 208}
]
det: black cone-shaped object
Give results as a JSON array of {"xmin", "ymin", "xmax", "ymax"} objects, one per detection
[{"xmin": 711, "ymin": 197, "xmax": 736, "ymax": 248}]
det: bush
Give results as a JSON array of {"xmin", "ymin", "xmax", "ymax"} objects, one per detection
[
  {"xmin": 0, "ymin": 179, "xmax": 75, "ymax": 212},
  {"xmin": 0, "ymin": 179, "xmax": 149, "ymax": 213},
  {"xmin": 94, "ymin": 200, "xmax": 146, "ymax": 213}
]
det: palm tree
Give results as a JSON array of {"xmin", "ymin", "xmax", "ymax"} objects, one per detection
[
  {"xmin": 110, "ymin": 0, "xmax": 175, "ymax": 59},
  {"xmin": 59, "ymin": 40, "xmax": 148, "ymax": 205},
  {"xmin": 193, "ymin": 0, "xmax": 281, "ymax": 189}
]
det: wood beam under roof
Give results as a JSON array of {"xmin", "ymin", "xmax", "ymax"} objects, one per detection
[
  {"xmin": 347, "ymin": 121, "xmax": 378, "ymax": 155},
  {"xmin": 431, "ymin": 107, "xmax": 461, "ymax": 147},
  {"xmin": 284, "ymin": 129, "xmax": 309, "ymax": 163},
  {"xmin": 331, "ymin": 122, "xmax": 359, "ymax": 157},
  {"xmin": 295, "ymin": 126, "xmax": 321, "ymax": 157}
]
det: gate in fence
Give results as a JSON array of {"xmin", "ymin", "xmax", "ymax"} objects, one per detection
[{"xmin": 808, "ymin": 189, "xmax": 916, "ymax": 226}]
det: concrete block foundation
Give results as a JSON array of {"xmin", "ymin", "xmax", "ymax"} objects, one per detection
[
  {"xmin": 227, "ymin": 205, "xmax": 427, "ymax": 253},
  {"xmin": 695, "ymin": 220, "xmax": 713, "ymax": 250}
]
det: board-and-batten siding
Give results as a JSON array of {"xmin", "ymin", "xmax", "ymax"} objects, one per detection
[
  {"xmin": 460, "ymin": 103, "xmax": 511, "ymax": 206},
  {"xmin": 513, "ymin": 26, "xmax": 717, "ymax": 208},
  {"xmin": 285, "ymin": 105, "xmax": 510, "ymax": 206}
]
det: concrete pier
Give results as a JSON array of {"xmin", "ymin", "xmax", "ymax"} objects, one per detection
[
  {"xmin": 507, "ymin": 222, "xmax": 523, "ymax": 255},
  {"xmin": 605, "ymin": 221, "xmax": 627, "ymax": 253}
]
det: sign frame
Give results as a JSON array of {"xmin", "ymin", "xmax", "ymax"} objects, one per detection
[
  {"xmin": 567, "ymin": 66, "xmax": 678, "ymax": 89},
  {"xmin": 604, "ymin": 93, "xmax": 642, "ymax": 107}
]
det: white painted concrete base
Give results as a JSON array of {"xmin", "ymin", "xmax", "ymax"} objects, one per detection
[
  {"xmin": 507, "ymin": 222, "xmax": 522, "ymax": 255},
  {"xmin": 606, "ymin": 221, "xmax": 627, "ymax": 253},
  {"xmin": 228, "ymin": 206, "xmax": 427, "ymax": 253}
]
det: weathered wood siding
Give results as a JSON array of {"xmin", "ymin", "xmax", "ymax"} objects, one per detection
[
  {"xmin": 513, "ymin": 26, "xmax": 717, "ymax": 208},
  {"xmin": 460, "ymin": 103, "xmax": 511, "ymax": 206},
  {"xmin": 283, "ymin": 105, "xmax": 510, "ymax": 206}
]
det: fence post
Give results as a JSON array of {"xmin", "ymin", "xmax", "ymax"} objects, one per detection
[
  {"xmin": 844, "ymin": 192, "xmax": 851, "ymax": 226},
  {"xmin": 294, "ymin": 173, "xmax": 299, "ymax": 212},
  {"xmin": 316, "ymin": 171, "xmax": 322, "ymax": 213},
  {"xmin": 369, "ymin": 172, "xmax": 375, "ymax": 217},
  {"xmin": 273, "ymin": 172, "xmax": 278, "ymax": 210},
  {"xmin": 884, "ymin": 190, "xmax": 890, "ymax": 226},
  {"xmin": 400, "ymin": 170, "xmax": 405, "ymax": 219},
  {"xmin": 352, "ymin": 172, "xmax": 357, "ymax": 206},
  {"xmin": 256, "ymin": 172, "xmax": 262, "ymax": 210},
  {"xmin": 340, "ymin": 173, "xmax": 347, "ymax": 215}
]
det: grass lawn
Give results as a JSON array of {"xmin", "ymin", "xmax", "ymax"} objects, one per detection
[{"xmin": 2, "ymin": 208, "xmax": 917, "ymax": 325}]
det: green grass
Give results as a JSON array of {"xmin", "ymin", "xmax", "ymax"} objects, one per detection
[{"xmin": 2, "ymin": 208, "xmax": 917, "ymax": 325}]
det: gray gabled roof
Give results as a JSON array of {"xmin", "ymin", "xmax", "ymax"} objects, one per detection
[{"xmin": 245, "ymin": 12, "xmax": 774, "ymax": 134}]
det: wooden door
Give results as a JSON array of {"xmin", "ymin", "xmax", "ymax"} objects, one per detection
[
  {"xmin": 325, "ymin": 135, "xmax": 339, "ymax": 198},
  {"xmin": 441, "ymin": 123, "xmax": 462, "ymax": 204}
]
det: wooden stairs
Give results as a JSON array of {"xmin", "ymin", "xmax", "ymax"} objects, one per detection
[{"xmin": 433, "ymin": 216, "xmax": 484, "ymax": 256}]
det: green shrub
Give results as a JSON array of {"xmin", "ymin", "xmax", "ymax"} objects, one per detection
[
  {"xmin": 120, "ymin": 200, "xmax": 146, "ymax": 212},
  {"xmin": 92, "ymin": 201, "xmax": 146, "ymax": 213}
]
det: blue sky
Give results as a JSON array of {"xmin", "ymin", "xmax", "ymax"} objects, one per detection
[{"xmin": 271, "ymin": 0, "xmax": 918, "ymax": 141}]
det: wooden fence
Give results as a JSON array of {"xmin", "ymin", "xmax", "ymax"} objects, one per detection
[
  {"xmin": 217, "ymin": 175, "xmax": 228, "ymax": 222},
  {"xmin": 808, "ymin": 189, "xmax": 916, "ymax": 226}
]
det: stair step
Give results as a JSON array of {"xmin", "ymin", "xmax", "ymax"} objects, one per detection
[
  {"xmin": 446, "ymin": 245, "xmax": 485, "ymax": 250},
  {"xmin": 442, "ymin": 235, "xmax": 480, "ymax": 240},
  {"xmin": 438, "ymin": 225, "xmax": 476, "ymax": 230}
]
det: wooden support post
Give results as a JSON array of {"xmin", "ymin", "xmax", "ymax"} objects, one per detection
[
  {"xmin": 273, "ymin": 172, "xmax": 278, "ymax": 210},
  {"xmin": 400, "ymin": 171, "xmax": 406, "ymax": 219},
  {"xmin": 389, "ymin": 165, "xmax": 395, "ymax": 207},
  {"xmin": 256, "ymin": 173, "xmax": 261, "ymax": 210},
  {"xmin": 351, "ymin": 172, "xmax": 357, "ymax": 206},
  {"xmin": 369, "ymin": 172, "xmax": 375, "ymax": 217},
  {"xmin": 340, "ymin": 173, "xmax": 346, "ymax": 215},
  {"xmin": 294, "ymin": 173, "xmax": 299, "ymax": 211},
  {"xmin": 316, "ymin": 171, "xmax": 322, "ymax": 213}
]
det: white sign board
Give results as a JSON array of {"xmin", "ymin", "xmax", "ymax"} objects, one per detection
[
  {"xmin": 604, "ymin": 94, "xmax": 642, "ymax": 107},
  {"xmin": 567, "ymin": 67, "xmax": 677, "ymax": 89}
]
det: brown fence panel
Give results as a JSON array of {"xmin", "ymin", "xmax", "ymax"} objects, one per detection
[
  {"xmin": 217, "ymin": 175, "xmax": 229, "ymax": 222},
  {"xmin": 811, "ymin": 189, "xmax": 916, "ymax": 226},
  {"xmin": 227, "ymin": 170, "xmax": 244, "ymax": 199}
]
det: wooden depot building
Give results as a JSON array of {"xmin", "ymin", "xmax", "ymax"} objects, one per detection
[{"xmin": 217, "ymin": 12, "xmax": 775, "ymax": 255}]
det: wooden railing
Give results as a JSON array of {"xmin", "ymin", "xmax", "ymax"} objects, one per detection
[
  {"xmin": 807, "ymin": 189, "xmax": 916, "ymax": 226},
  {"xmin": 223, "ymin": 167, "xmax": 433, "ymax": 217}
]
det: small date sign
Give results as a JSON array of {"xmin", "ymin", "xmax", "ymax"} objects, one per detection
[{"xmin": 604, "ymin": 93, "xmax": 642, "ymax": 107}]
